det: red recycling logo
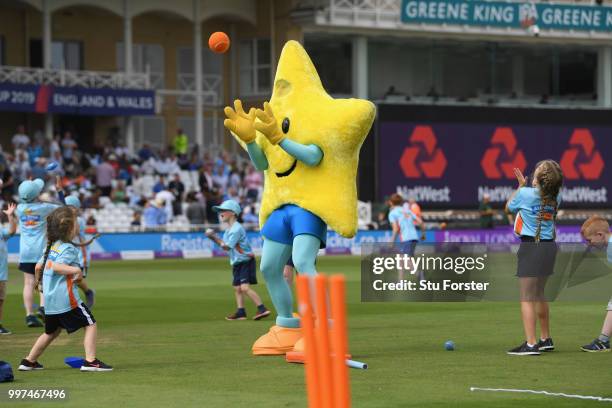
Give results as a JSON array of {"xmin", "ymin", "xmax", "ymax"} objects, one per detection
[
  {"xmin": 560, "ymin": 129, "xmax": 604, "ymax": 180},
  {"xmin": 399, "ymin": 126, "xmax": 447, "ymax": 179},
  {"xmin": 480, "ymin": 127, "xmax": 527, "ymax": 179}
]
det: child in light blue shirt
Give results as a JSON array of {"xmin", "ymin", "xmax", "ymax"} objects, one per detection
[
  {"xmin": 19, "ymin": 206, "xmax": 112, "ymax": 372},
  {"xmin": 505, "ymin": 160, "xmax": 563, "ymax": 356},
  {"xmin": 579, "ymin": 215, "xmax": 612, "ymax": 352},
  {"xmin": 387, "ymin": 193, "xmax": 425, "ymax": 280},
  {"xmin": 0, "ymin": 203, "xmax": 18, "ymax": 335},
  {"xmin": 16, "ymin": 178, "xmax": 64, "ymax": 328},
  {"xmin": 206, "ymin": 200, "xmax": 270, "ymax": 321}
]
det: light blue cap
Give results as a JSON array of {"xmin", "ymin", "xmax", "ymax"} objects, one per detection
[
  {"xmin": 212, "ymin": 199, "xmax": 241, "ymax": 215},
  {"xmin": 18, "ymin": 178, "xmax": 45, "ymax": 202},
  {"xmin": 65, "ymin": 195, "xmax": 81, "ymax": 208}
]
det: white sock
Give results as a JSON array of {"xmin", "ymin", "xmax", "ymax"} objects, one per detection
[{"xmin": 527, "ymin": 343, "xmax": 536, "ymax": 348}]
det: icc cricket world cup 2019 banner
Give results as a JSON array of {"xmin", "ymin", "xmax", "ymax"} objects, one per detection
[
  {"xmin": 377, "ymin": 105, "xmax": 612, "ymax": 208},
  {"xmin": 0, "ymin": 82, "xmax": 155, "ymax": 116}
]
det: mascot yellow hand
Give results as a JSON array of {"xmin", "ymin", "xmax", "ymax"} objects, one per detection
[
  {"xmin": 254, "ymin": 102, "xmax": 285, "ymax": 145},
  {"xmin": 223, "ymin": 100, "xmax": 256, "ymax": 144}
]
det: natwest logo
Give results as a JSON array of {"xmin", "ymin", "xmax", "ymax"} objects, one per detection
[
  {"xmin": 399, "ymin": 126, "xmax": 447, "ymax": 179},
  {"xmin": 481, "ymin": 127, "xmax": 527, "ymax": 179},
  {"xmin": 560, "ymin": 129, "xmax": 604, "ymax": 180}
]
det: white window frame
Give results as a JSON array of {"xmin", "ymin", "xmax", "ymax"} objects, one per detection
[
  {"xmin": 51, "ymin": 40, "xmax": 82, "ymax": 70},
  {"xmin": 177, "ymin": 115, "xmax": 220, "ymax": 148},
  {"xmin": 239, "ymin": 38, "xmax": 271, "ymax": 97},
  {"xmin": 132, "ymin": 116, "xmax": 166, "ymax": 150},
  {"xmin": 176, "ymin": 46, "xmax": 224, "ymax": 106},
  {"xmin": 116, "ymin": 43, "xmax": 165, "ymax": 89}
]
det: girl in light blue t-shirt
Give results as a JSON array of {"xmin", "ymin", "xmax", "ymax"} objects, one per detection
[
  {"xmin": 19, "ymin": 206, "xmax": 112, "ymax": 372},
  {"xmin": 0, "ymin": 203, "xmax": 18, "ymax": 335},
  {"xmin": 506, "ymin": 160, "xmax": 563, "ymax": 356}
]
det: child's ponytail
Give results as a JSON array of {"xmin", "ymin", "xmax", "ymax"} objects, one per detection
[
  {"xmin": 36, "ymin": 241, "xmax": 53, "ymax": 293},
  {"xmin": 534, "ymin": 160, "xmax": 564, "ymax": 242},
  {"xmin": 534, "ymin": 199, "xmax": 545, "ymax": 243}
]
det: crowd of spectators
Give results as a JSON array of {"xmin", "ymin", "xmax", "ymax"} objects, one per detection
[{"xmin": 1, "ymin": 125, "xmax": 264, "ymax": 230}]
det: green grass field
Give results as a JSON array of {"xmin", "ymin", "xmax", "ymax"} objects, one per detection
[{"xmin": 1, "ymin": 256, "xmax": 611, "ymax": 407}]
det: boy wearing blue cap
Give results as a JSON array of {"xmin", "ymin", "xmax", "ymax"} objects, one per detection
[
  {"xmin": 16, "ymin": 178, "xmax": 63, "ymax": 328},
  {"xmin": 0, "ymin": 203, "xmax": 18, "ymax": 335},
  {"xmin": 65, "ymin": 196, "xmax": 95, "ymax": 308},
  {"xmin": 205, "ymin": 200, "xmax": 270, "ymax": 321}
]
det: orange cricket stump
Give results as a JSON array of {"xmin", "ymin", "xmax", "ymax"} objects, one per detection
[
  {"xmin": 315, "ymin": 275, "xmax": 334, "ymax": 408},
  {"xmin": 330, "ymin": 275, "xmax": 350, "ymax": 408},
  {"xmin": 295, "ymin": 274, "xmax": 352, "ymax": 408},
  {"xmin": 296, "ymin": 275, "xmax": 321, "ymax": 408}
]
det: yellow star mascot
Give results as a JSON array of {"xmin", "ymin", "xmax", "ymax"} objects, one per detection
[{"xmin": 223, "ymin": 40, "xmax": 375, "ymax": 355}]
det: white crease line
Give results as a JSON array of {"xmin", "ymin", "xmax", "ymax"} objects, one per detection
[{"xmin": 470, "ymin": 387, "xmax": 612, "ymax": 402}]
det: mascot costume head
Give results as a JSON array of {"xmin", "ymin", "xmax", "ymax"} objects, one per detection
[{"xmin": 224, "ymin": 40, "xmax": 375, "ymax": 355}]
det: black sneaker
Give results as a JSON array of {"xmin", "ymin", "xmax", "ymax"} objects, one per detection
[
  {"xmin": 80, "ymin": 359, "xmax": 113, "ymax": 372},
  {"xmin": 26, "ymin": 315, "xmax": 43, "ymax": 328},
  {"xmin": 537, "ymin": 338, "xmax": 555, "ymax": 352},
  {"xmin": 507, "ymin": 342, "xmax": 541, "ymax": 356},
  {"xmin": 581, "ymin": 339, "xmax": 611, "ymax": 352},
  {"xmin": 225, "ymin": 312, "xmax": 247, "ymax": 321},
  {"xmin": 85, "ymin": 289, "xmax": 96, "ymax": 309},
  {"xmin": 253, "ymin": 309, "xmax": 271, "ymax": 321},
  {"xmin": 18, "ymin": 359, "xmax": 44, "ymax": 371},
  {"xmin": 0, "ymin": 325, "xmax": 11, "ymax": 335}
]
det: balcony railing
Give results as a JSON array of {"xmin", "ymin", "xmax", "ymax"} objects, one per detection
[
  {"xmin": 294, "ymin": 0, "xmax": 401, "ymax": 26},
  {"xmin": 177, "ymin": 73, "xmax": 223, "ymax": 106},
  {"xmin": 0, "ymin": 65, "xmax": 151, "ymax": 89}
]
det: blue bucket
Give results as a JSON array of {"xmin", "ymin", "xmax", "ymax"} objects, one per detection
[{"xmin": 64, "ymin": 357, "xmax": 85, "ymax": 369}]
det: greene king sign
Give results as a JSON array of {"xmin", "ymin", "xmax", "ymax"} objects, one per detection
[{"xmin": 401, "ymin": 0, "xmax": 612, "ymax": 32}]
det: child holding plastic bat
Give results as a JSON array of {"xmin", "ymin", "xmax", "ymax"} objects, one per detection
[{"xmin": 205, "ymin": 199, "xmax": 270, "ymax": 321}]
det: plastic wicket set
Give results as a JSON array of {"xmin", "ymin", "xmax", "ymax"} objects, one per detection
[{"xmin": 296, "ymin": 274, "xmax": 350, "ymax": 408}]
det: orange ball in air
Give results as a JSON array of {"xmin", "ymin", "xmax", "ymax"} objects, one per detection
[{"xmin": 208, "ymin": 32, "xmax": 230, "ymax": 54}]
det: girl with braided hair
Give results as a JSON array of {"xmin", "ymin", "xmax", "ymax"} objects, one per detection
[
  {"xmin": 19, "ymin": 206, "xmax": 112, "ymax": 372},
  {"xmin": 506, "ymin": 160, "xmax": 563, "ymax": 356}
]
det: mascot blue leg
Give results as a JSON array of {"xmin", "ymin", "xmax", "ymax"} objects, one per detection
[
  {"xmin": 252, "ymin": 235, "xmax": 322, "ymax": 355},
  {"xmin": 291, "ymin": 234, "xmax": 320, "ymax": 276},
  {"xmin": 260, "ymin": 239, "xmax": 296, "ymax": 328}
]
